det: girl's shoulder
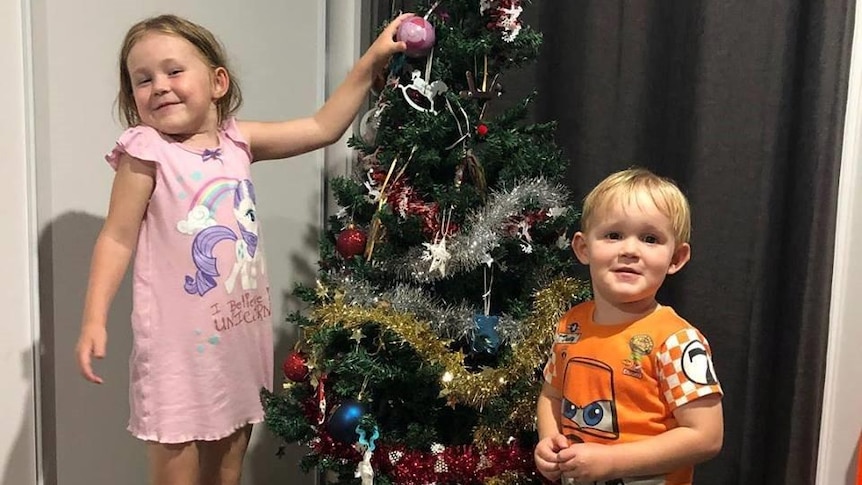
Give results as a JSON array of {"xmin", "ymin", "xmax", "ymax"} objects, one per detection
[
  {"xmin": 105, "ymin": 124, "xmax": 170, "ymax": 171},
  {"xmin": 220, "ymin": 117, "xmax": 252, "ymax": 159}
]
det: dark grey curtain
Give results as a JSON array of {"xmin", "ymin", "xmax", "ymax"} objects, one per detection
[{"xmin": 519, "ymin": 2, "xmax": 854, "ymax": 484}]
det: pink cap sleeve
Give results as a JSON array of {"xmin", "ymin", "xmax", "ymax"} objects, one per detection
[
  {"xmin": 105, "ymin": 125, "xmax": 164, "ymax": 171},
  {"xmin": 220, "ymin": 117, "xmax": 253, "ymax": 161}
]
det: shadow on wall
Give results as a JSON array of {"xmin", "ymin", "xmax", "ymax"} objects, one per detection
[
  {"xmin": 0, "ymin": 349, "xmax": 38, "ymax": 485},
  {"xmin": 38, "ymin": 211, "xmax": 146, "ymax": 485},
  {"xmin": 850, "ymin": 435, "xmax": 861, "ymax": 485}
]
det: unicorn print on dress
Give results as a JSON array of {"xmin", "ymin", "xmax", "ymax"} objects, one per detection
[{"xmin": 179, "ymin": 178, "xmax": 265, "ymax": 296}]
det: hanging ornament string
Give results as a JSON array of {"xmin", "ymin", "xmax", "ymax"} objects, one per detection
[
  {"xmin": 471, "ymin": 266, "xmax": 500, "ymax": 355},
  {"xmin": 364, "ymin": 149, "xmax": 413, "ymax": 260},
  {"xmin": 446, "ymin": 98, "xmax": 488, "ymax": 196},
  {"xmin": 364, "ymin": 157, "xmax": 397, "ymax": 261},
  {"xmin": 445, "ymin": 98, "xmax": 471, "ymax": 150},
  {"xmin": 364, "ymin": 146, "xmax": 417, "ymax": 259},
  {"xmin": 424, "ymin": 44, "xmax": 434, "ymax": 83},
  {"xmin": 357, "ymin": 375, "xmax": 370, "ymax": 401},
  {"xmin": 425, "ymin": 0, "xmax": 442, "ymax": 18},
  {"xmin": 483, "ymin": 266, "xmax": 494, "ymax": 316}
]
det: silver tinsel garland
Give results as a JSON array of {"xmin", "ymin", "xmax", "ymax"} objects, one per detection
[
  {"xmin": 322, "ymin": 178, "xmax": 570, "ymax": 344},
  {"xmin": 384, "ymin": 178, "xmax": 571, "ymax": 282},
  {"xmin": 326, "ymin": 273, "xmax": 527, "ymax": 344}
]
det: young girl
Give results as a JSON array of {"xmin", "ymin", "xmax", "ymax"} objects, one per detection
[{"xmin": 74, "ymin": 13, "xmax": 409, "ymax": 485}]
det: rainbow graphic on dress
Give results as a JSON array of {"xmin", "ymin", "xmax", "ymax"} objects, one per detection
[{"xmin": 189, "ymin": 177, "xmax": 238, "ymax": 213}]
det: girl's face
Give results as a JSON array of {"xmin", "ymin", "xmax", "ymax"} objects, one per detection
[
  {"xmin": 125, "ymin": 32, "xmax": 227, "ymax": 146},
  {"xmin": 572, "ymin": 193, "xmax": 690, "ymax": 316}
]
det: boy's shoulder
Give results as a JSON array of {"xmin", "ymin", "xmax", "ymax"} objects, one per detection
[{"xmin": 638, "ymin": 305, "xmax": 701, "ymax": 338}]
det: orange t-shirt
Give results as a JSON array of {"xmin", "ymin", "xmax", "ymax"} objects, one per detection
[{"xmin": 543, "ymin": 301, "xmax": 723, "ymax": 485}]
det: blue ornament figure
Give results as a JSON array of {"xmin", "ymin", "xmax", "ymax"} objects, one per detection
[
  {"xmin": 327, "ymin": 399, "xmax": 365, "ymax": 444},
  {"xmin": 471, "ymin": 313, "xmax": 501, "ymax": 354}
]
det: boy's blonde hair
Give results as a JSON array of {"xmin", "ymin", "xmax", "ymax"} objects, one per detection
[
  {"xmin": 116, "ymin": 14, "xmax": 242, "ymax": 127},
  {"xmin": 581, "ymin": 167, "xmax": 691, "ymax": 245}
]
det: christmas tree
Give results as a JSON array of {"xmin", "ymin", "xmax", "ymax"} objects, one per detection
[{"xmin": 262, "ymin": 1, "xmax": 590, "ymax": 483}]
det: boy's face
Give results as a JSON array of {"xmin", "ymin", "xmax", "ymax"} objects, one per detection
[{"xmin": 572, "ymin": 193, "xmax": 690, "ymax": 311}]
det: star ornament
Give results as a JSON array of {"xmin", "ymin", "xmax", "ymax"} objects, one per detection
[
  {"xmin": 547, "ymin": 206, "xmax": 567, "ymax": 218},
  {"xmin": 421, "ymin": 236, "xmax": 452, "ymax": 277},
  {"xmin": 315, "ymin": 280, "xmax": 330, "ymax": 299}
]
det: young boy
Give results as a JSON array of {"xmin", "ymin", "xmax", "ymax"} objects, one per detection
[{"xmin": 534, "ymin": 168, "xmax": 724, "ymax": 485}]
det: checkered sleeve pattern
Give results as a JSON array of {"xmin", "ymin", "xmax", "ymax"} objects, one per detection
[{"xmin": 656, "ymin": 328, "xmax": 723, "ymax": 411}]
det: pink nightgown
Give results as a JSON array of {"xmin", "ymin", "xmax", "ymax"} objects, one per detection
[{"xmin": 106, "ymin": 118, "xmax": 274, "ymax": 443}]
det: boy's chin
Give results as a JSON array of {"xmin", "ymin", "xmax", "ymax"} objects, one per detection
[{"xmin": 600, "ymin": 293, "xmax": 658, "ymax": 308}]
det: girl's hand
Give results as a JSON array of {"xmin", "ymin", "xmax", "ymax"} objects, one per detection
[
  {"xmin": 76, "ymin": 324, "xmax": 107, "ymax": 384},
  {"xmin": 365, "ymin": 13, "xmax": 412, "ymax": 70}
]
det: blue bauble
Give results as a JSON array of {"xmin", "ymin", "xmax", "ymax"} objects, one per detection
[
  {"xmin": 471, "ymin": 314, "xmax": 501, "ymax": 354},
  {"xmin": 326, "ymin": 400, "xmax": 365, "ymax": 443}
]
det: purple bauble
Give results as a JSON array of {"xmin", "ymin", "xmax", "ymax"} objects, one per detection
[{"xmin": 397, "ymin": 16, "xmax": 436, "ymax": 58}]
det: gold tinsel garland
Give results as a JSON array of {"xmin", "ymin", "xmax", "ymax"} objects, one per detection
[{"xmin": 308, "ymin": 277, "xmax": 589, "ymax": 442}]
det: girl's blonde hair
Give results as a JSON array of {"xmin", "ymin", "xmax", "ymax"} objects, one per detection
[
  {"xmin": 581, "ymin": 167, "xmax": 692, "ymax": 245},
  {"xmin": 116, "ymin": 14, "xmax": 242, "ymax": 127}
]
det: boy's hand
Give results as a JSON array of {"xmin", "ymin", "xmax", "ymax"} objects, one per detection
[
  {"xmin": 365, "ymin": 13, "xmax": 412, "ymax": 70},
  {"xmin": 534, "ymin": 434, "xmax": 570, "ymax": 481},
  {"xmin": 76, "ymin": 324, "xmax": 107, "ymax": 384},
  {"xmin": 557, "ymin": 442, "xmax": 616, "ymax": 483}
]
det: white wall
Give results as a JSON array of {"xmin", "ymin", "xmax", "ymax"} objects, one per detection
[
  {"xmin": 23, "ymin": 0, "xmax": 355, "ymax": 483},
  {"xmin": 0, "ymin": 0, "xmax": 38, "ymax": 484},
  {"xmin": 817, "ymin": 2, "xmax": 862, "ymax": 483}
]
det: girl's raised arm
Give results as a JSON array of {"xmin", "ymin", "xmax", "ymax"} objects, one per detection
[{"xmin": 239, "ymin": 13, "xmax": 410, "ymax": 162}]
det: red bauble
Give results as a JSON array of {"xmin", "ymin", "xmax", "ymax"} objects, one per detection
[
  {"xmin": 476, "ymin": 124, "xmax": 489, "ymax": 137},
  {"xmin": 336, "ymin": 225, "xmax": 367, "ymax": 259},
  {"xmin": 282, "ymin": 352, "xmax": 309, "ymax": 382}
]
